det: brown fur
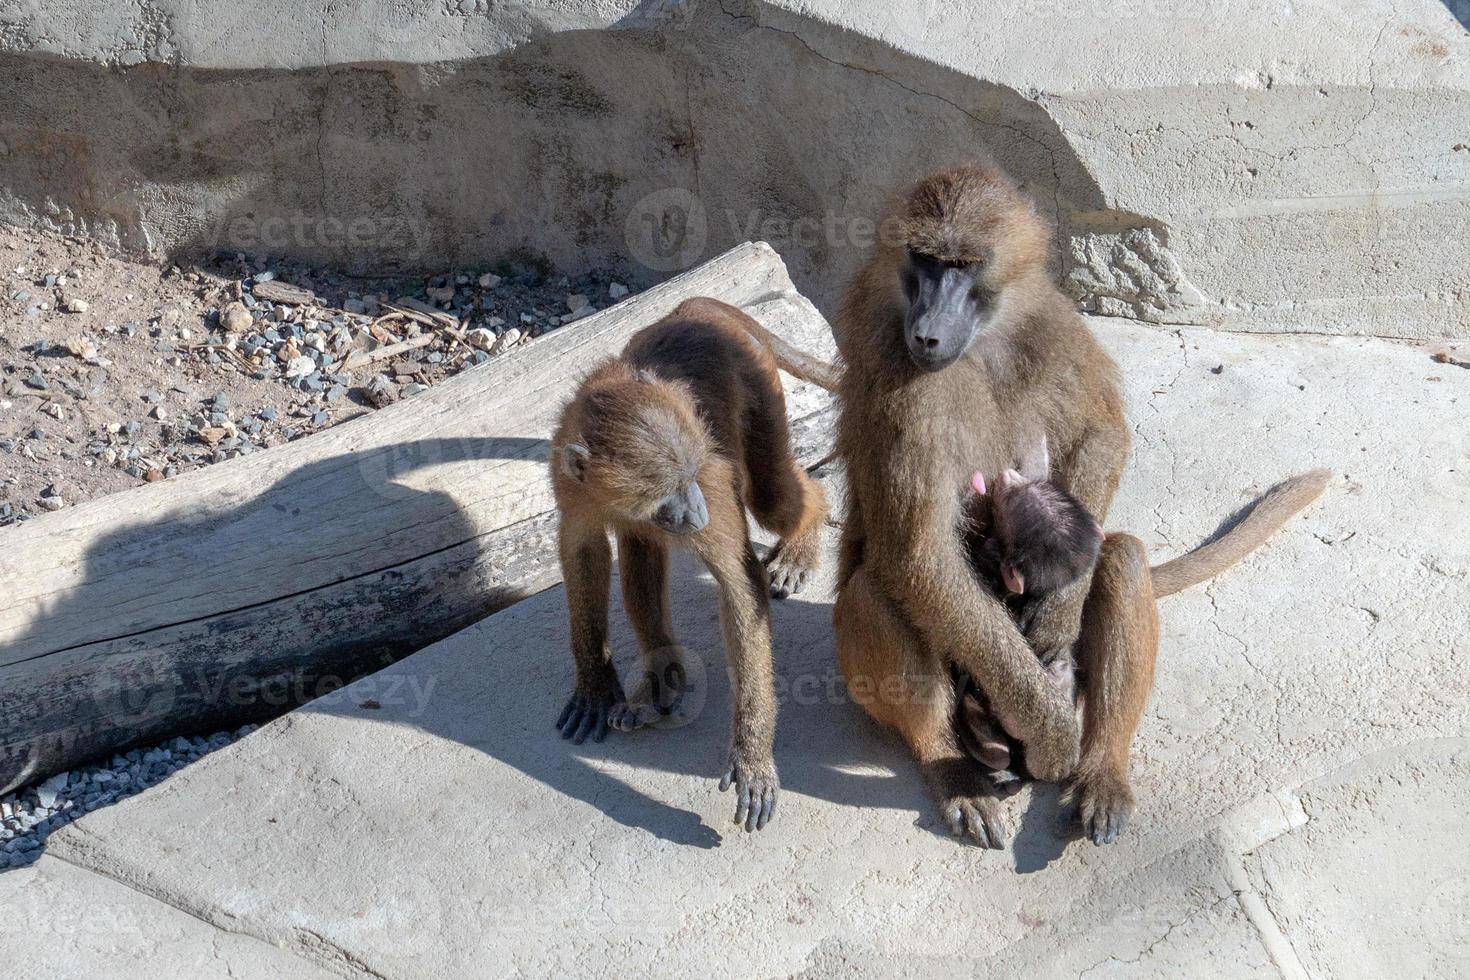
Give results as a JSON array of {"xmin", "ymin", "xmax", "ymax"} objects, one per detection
[
  {"xmin": 957, "ymin": 469, "xmax": 1328, "ymax": 794},
  {"xmin": 1149, "ymin": 469, "xmax": 1330, "ymax": 597},
  {"xmin": 550, "ymin": 297, "xmax": 828, "ymax": 831},
  {"xmin": 959, "ymin": 471, "xmax": 1099, "ymax": 776},
  {"xmin": 725, "ymin": 165, "xmax": 1330, "ymax": 846},
  {"xmin": 831, "ymin": 161, "xmax": 1130, "ymax": 846},
  {"xmin": 828, "ymin": 164, "xmax": 1333, "ymax": 847}
]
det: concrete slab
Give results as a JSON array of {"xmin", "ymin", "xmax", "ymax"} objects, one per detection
[
  {"xmin": 1242, "ymin": 738, "xmax": 1470, "ymax": 978},
  {"xmin": 0, "ymin": 855, "xmax": 336, "ymax": 979},
  {"xmin": 32, "ymin": 316, "xmax": 1470, "ymax": 976}
]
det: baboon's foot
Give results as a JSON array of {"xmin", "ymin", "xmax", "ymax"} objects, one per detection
[
  {"xmin": 608, "ymin": 659, "xmax": 691, "ymax": 732},
  {"xmin": 924, "ymin": 758, "xmax": 1012, "ymax": 849},
  {"xmin": 1067, "ymin": 765, "xmax": 1135, "ymax": 846},
  {"xmin": 765, "ymin": 536, "xmax": 818, "ymax": 599}
]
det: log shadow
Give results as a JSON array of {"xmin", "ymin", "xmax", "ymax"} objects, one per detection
[{"xmin": 0, "ymin": 435, "xmax": 547, "ymax": 819}]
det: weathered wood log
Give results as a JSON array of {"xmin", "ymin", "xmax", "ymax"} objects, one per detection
[{"xmin": 0, "ymin": 243, "xmax": 837, "ymax": 794}]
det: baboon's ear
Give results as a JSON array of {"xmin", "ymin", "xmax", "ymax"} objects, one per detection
[{"xmin": 561, "ymin": 443, "xmax": 591, "ymax": 481}]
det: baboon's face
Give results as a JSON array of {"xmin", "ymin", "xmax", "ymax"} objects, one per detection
[
  {"xmin": 561, "ymin": 381, "xmax": 711, "ymax": 534},
  {"xmin": 900, "ymin": 248, "xmax": 995, "ymax": 372},
  {"xmin": 887, "ymin": 162, "xmax": 1050, "ymax": 372}
]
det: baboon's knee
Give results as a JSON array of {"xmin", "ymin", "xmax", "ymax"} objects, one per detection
[{"xmin": 1100, "ymin": 532, "xmax": 1151, "ymax": 588}]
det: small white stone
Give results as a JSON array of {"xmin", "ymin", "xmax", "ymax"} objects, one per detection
[
  {"xmin": 35, "ymin": 772, "xmax": 69, "ymax": 808},
  {"xmin": 608, "ymin": 282, "xmax": 630, "ymax": 299},
  {"xmin": 491, "ymin": 328, "xmax": 522, "ymax": 355}
]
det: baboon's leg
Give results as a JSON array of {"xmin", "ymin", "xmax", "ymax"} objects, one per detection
[
  {"xmin": 555, "ymin": 514, "xmax": 623, "ymax": 745},
  {"xmin": 1073, "ymin": 532, "xmax": 1159, "ymax": 845},
  {"xmin": 835, "ymin": 564, "xmax": 1010, "ymax": 849},
  {"xmin": 742, "ymin": 386, "xmax": 828, "ymax": 598},
  {"xmin": 691, "ymin": 485, "xmax": 780, "ymax": 832},
  {"xmin": 609, "ymin": 531, "xmax": 686, "ymax": 732}
]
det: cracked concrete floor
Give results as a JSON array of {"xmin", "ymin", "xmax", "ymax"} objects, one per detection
[{"xmin": 3, "ymin": 318, "xmax": 1466, "ymax": 978}]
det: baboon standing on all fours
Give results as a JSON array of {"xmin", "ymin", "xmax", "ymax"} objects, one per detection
[
  {"xmin": 830, "ymin": 161, "xmax": 1143, "ymax": 848},
  {"xmin": 550, "ymin": 297, "xmax": 828, "ymax": 831}
]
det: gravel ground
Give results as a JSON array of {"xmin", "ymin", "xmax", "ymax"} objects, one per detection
[
  {"xmin": 0, "ymin": 725, "xmax": 257, "ymax": 870},
  {"xmin": 0, "ymin": 225, "xmax": 635, "ymax": 525},
  {"xmin": 0, "ymin": 227, "xmax": 641, "ymax": 864}
]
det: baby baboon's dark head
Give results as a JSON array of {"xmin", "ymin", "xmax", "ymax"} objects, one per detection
[{"xmin": 991, "ymin": 469, "xmax": 1104, "ymax": 597}]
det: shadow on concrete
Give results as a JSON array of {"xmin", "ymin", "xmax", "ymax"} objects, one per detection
[
  {"xmin": 295, "ymin": 538, "xmax": 1075, "ymax": 864},
  {"xmin": 0, "ymin": 434, "xmax": 549, "ymax": 800}
]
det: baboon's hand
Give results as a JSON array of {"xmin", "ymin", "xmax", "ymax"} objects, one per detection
[
  {"xmin": 719, "ymin": 755, "xmax": 779, "ymax": 832},
  {"xmin": 555, "ymin": 678, "xmax": 624, "ymax": 745},
  {"xmin": 1022, "ymin": 707, "xmax": 1081, "ymax": 783}
]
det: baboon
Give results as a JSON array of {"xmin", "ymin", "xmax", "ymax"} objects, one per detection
[
  {"xmin": 964, "ymin": 438, "xmax": 1105, "ymax": 624},
  {"xmin": 812, "ymin": 161, "xmax": 1325, "ymax": 847},
  {"xmin": 550, "ymin": 297, "xmax": 828, "ymax": 832}
]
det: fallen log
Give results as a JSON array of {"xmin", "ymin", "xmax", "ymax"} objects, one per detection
[{"xmin": 0, "ymin": 242, "xmax": 837, "ymax": 794}]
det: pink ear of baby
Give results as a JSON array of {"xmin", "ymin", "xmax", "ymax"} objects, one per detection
[{"xmin": 971, "ymin": 471, "xmax": 987, "ymax": 495}]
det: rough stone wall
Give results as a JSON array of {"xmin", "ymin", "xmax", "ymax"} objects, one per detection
[{"xmin": 1, "ymin": 0, "xmax": 1466, "ymax": 337}]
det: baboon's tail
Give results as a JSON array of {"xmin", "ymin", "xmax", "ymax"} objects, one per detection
[
  {"xmin": 731, "ymin": 314, "xmax": 842, "ymax": 392},
  {"xmin": 1150, "ymin": 469, "xmax": 1331, "ymax": 598}
]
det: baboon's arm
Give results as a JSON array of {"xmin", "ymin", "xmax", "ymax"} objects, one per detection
[
  {"xmin": 559, "ymin": 515, "xmax": 616, "ymax": 691},
  {"xmin": 872, "ymin": 491, "xmax": 1081, "ymax": 782},
  {"xmin": 692, "ymin": 466, "xmax": 780, "ymax": 832}
]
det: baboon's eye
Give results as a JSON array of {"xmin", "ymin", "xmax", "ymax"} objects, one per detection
[{"xmin": 901, "ymin": 268, "xmax": 919, "ymax": 299}]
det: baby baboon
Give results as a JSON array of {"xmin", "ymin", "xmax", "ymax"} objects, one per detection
[
  {"xmin": 960, "ymin": 454, "xmax": 1103, "ymax": 777},
  {"xmin": 550, "ymin": 297, "xmax": 827, "ymax": 832},
  {"xmin": 964, "ymin": 439, "xmax": 1105, "ymax": 626}
]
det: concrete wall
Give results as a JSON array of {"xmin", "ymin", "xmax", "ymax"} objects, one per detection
[{"xmin": 1, "ymin": 0, "xmax": 1466, "ymax": 337}]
